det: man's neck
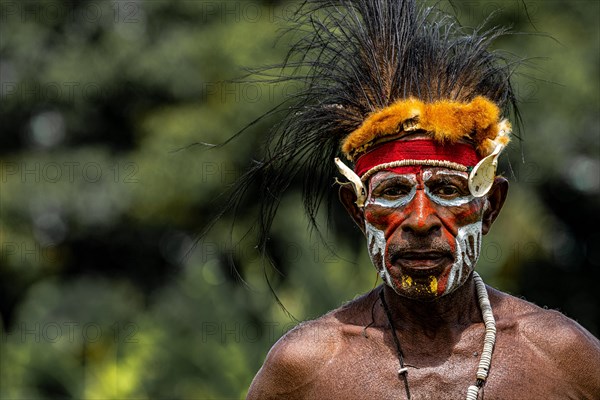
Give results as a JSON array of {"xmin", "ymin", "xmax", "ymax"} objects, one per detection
[{"xmin": 381, "ymin": 273, "xmax": 482, "ymax": 340}]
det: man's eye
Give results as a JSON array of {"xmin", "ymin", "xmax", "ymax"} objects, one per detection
[
  {"xmin": 432, "ymin": 185, "xmax": 460, "ymax": 197},
  {"xmin": 382, "ymin": 186, "xmax": 410, "ymax": 197}
]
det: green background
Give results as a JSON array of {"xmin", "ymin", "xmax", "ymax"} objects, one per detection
[{"xmin": 0, "ymin": 0, "xmax": 598, "ymax": 398}]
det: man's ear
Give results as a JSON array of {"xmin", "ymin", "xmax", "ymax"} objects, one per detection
[
  {"xmin": 338, "ymin": 185, "xmax": 366, "ymax": 234},
  {"xmin": 482, "ymin": 176, "xmax": 509, "ymax": 235}
]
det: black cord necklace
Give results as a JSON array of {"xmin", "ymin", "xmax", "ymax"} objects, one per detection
[
  {"xmin": 379, "ymin": 289, "xmax": 411, "ymax": 399},
  {"xmin": 377, "ymin": 273, "xmax": 496, "ymax": 400}
]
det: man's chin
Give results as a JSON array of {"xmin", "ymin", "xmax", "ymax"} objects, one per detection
[
  {"xmin": 385, "ymin": 260, "xmax": 455, "ymax": 299},
  {"xmin": 387, "ymin": 280, "xmax": 445, "ymax": 301}
]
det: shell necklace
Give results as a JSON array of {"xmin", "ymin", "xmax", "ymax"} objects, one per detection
[{"xmin": 379, "ymin": 272, "xmax": 496, "ymax": 400}]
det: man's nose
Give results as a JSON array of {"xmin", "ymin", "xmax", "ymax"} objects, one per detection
[{"xmin": 400, "ymin": 189, "xmax": 442, "ymax": 235}]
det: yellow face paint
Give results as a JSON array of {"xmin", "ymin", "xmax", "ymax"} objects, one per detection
[
  {"xmin": 429, "ymin": 276, "xmax": 438, "ymax": 294},
  {"xmin": 401, "ymin": 275, "xmax": 413, "ymax": 288}
]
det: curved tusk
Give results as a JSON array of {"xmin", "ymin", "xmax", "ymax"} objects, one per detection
[
  {"xmin": 468, "ymin": 143, "xmax": 504, "ymax": 197},
  {"xmin": 334, "ymin": 157, "xmax": 366, "ymax": 207}
]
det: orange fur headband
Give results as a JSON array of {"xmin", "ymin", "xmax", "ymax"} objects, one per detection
[{"xmin": 341, "ymin": 96, "xmax": 511, "ymax": 161}]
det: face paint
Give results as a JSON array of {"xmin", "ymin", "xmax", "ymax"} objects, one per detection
[
  {"xmin": 365, "ymin": 175, "xmax": 417, "ymax": 208},
  {"xmin": 365, "ymin": 221, "xmax": 393, "ymax": 287},
  {"xmin": 424, "ymin": 170, "xmax": 475, "ymax": 207},
  {"xmin": 441, "ymin": 221, "xmax": 482, "ymax": 295},
  {"xmin": 363, "ymin": 168, "xmax": 485, "ymax": 299}
]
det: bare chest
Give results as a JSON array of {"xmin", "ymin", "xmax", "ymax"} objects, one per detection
[{"xmin": 299, "ymin": 329, "xmax": 577, "ymax": 400}]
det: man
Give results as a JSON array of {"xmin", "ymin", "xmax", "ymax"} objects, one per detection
[{"xmin": 240, "ymin": 1, "xmax": 600, "ymax": 398}]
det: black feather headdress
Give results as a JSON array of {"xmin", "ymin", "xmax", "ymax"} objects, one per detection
[{"xmin": 218, "ymin": 0, "xmax": 520, "ymax": 252}]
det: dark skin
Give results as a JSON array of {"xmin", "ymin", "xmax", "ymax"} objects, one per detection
[{"xmin": 247, "ymin": 171, "xmax": 600, "ymax": 399}]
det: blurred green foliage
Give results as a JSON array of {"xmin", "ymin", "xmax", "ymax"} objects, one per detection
[{"xmin": 0, "ymin": 0, "xmax": 598, "ymax": 399}]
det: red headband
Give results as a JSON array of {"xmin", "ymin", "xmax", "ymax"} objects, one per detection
[{"xmin": 354, "ymin": 139, "xmax": 481, "ymax": 177}]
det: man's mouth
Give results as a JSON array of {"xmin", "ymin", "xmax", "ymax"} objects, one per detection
[{"xmin": 392, "ymin": 251, "xmax": 453, "ymax": 275}]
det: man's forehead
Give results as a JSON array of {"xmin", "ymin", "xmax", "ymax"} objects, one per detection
[{"xmin": 368, "ymin": 168, "xmax": 469, "ymax": 186}]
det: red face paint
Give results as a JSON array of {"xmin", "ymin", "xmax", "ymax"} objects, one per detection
[{"xmin": 364, "ymin": 167, "xmax": 485, "ymax": 299}]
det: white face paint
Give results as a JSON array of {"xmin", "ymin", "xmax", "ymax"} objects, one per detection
[
  {"xmin": 365, "ymin": 222, "xmax": 393, "ymax": 287},
  {"xmin": 363, "ymin": 168, "xmax": 485, "ymax": 298},
  {"xmin": 364, "ymin": 173, "xmax": 416, "ymax": 291},
  {"xmin": 367, "ymin": 184, "xmax": 417, "ymax": 209},
  {"xmin": 423, "ymin": 169, "xmax": 474, "ymax": 207},
  {"xmin": 443, "ymin": 220, "xmax": 483, "ymax": 295},
  {"xmin": 366, "ymin": 180, "xmax": 417, "ymax": 208}
]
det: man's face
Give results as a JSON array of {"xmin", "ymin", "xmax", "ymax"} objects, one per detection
[{"xmin": 363, "ymin": 167, "xmax": 486, "ymax": 300}]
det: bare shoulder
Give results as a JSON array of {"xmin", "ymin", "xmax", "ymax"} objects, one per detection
[
  {"xmin": 246, "ymin": 290, "xmax": 379, "ymax": 399},
  {"xmin": 246, "ymin": 318, "xmax": 341, "ymax": 399},
  {"xmin": 491, "ymin": 286, "xmax": 600, "ymax": 350},
  {"xmin": 490, "ymin": 287, "xmax": 600, "ymax": 391}
]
